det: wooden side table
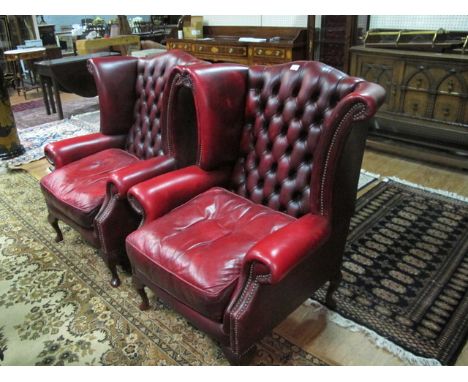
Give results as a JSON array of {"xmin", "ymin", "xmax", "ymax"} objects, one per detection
[
  {"xmin": 3, "ymin": 47, "xmax": 46, "ymax": 98},
  {"xmin": 34, "ymin": 51, "xmax": 119, "ymax": 119}
]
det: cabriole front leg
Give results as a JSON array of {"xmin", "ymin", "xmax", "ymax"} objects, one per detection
[
  {"xmin": 104, "ymin": 252, "xmax": 121, "ymax": 288},
  {"xmin": 47, "ymin": 213, "xmax": 63, "ymax": 242},
  {"xmin": 133, "ymin": 276, "xmax": 150, "ymax": 311},
  {"xmin": 325, "ymin": 270, "xmax": 342, "ymax": 310}
]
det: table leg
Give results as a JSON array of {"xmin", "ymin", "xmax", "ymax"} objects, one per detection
[
  {"xmin": 52, "ymin": 77, "xmax": 63, "ymax": 120},
  {"xmin": 40, "ymin": 75, "xmax": 51, "ymax": 115},
  {"xmin": 11, "ymin": 61, "xmax": 21, "ymax": 95},
  {"xmin": 46, "ymin": 78, "xmax": 56, "ymax": 114}
]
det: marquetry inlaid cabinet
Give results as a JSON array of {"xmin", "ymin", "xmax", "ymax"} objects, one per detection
[
  {"xmin": 167, "ymin": 26, "xmax": 307, "ymax": 66},
  {"xmin": 350, "ymin": 46, "xmax": 468, "ymax": 169}
]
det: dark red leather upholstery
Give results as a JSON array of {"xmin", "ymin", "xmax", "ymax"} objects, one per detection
[
  {"xmin": 127, "ymin": 187, "xmax": 294, "ymax": 321},
  {"xmin": 44, "ymin": 132, "xmax": 127, "ymax": 169},
  {"xmin": 162, "ymin": 63, "xmax": 248, "ymax": 170},
  {"xmin": 41, "ymin": 148, "xmax": 139, "ymax": 227},
  {"xmin": 40, "ymin": 50, "xmax": 206, "ymax": 287},
  {"xmin": 128, "ymin": 165, "xmax": 232, "ymax": 225},
  {"xmin": 126, "ymin": 61, "xmax": 386, "ymax": 364},
  {"xmin": 232, "ymin": 62, "xmax": 377, "ymax": 217},
  {"xmin": 126, "ymin": 53, "xmax": 201, "ymax": 159},
  {"xmin": 87, "ymin": 56, "xmax": 138, "ymax": 136}
]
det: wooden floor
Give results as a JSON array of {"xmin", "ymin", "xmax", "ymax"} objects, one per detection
[
  {"xmin": 9, "ymin": 86, "xmax": 82, "ymax": 106},
  {"xmin": 362, "ymin": 150, "xmax": 468, "ymax": 198},
  {"xmin": 8, "ymin": 90, "xmax": 468, "ymax": 365}
]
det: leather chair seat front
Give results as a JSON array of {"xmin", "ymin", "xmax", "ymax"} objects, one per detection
[
  {"xmin": 126, "ymin": 187, "xmax": 295, "ymax": 321},
  {"xmin": 41, "ymin": 148, "xmax": 139, "ymax": 228}
]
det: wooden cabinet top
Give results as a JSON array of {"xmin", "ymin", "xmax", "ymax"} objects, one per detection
[
  {"xmin": 169, "ymin": 26, "xmax": 307, "ymax": 48},
  {"xmin": 167, "ymin": 26, "xmax": 307, "ymax": 65},
  {"xmin": 350, "ymin": 45, "xmax": 468, "ymax": 63}
]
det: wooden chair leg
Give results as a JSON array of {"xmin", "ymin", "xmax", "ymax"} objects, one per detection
[
  {"xmin": 133, "ymin": 277, "xmax": 149, "ymax": 311},
  {"xmin": 106, "ymin": 256, "xmax": 121, "ymax": 288},
  {"xmin": 221, "ymin": 345, "xmax": 257, "ymax": 366},
  {"xmin": 47, "ymin": 213, "xmax": 63, "ymax": 242},
  {"xmin": 325, "ymin": 270, "xmax": 342, "ymax": 310}
]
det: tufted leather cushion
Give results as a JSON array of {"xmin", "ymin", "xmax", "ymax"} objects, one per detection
[
  {"xmin": 126, "ymin": 187, "xmax": 294, "ymax": 321},
  {"xmin": 125, "ymin": 51, "xmax": 202, "ymax": 160},
  {"xmin": 40, "ymin": 148, "xmax": 139, "ymax": 228},
  {"xmin": 230, "ymin": 62, "xmax": 364, "ymax": 218}
]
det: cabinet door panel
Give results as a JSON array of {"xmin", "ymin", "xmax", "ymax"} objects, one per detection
[
  {"xmin": 433, "ymin": 95, "xmax": 462, "ymax": 123},
  {"xmin": 402, "ymin": 91, "xmax": 430, "ymax": 118},
  {"xmin": 438, "ymin": 75, "xmax": 463, "ymax": 95},
  {"xmin": 356, "ymin": 56, "xmax": 397, "ymax": 112},
  {"xmin": 406, "ymin": 72, "xmax": 430, "ymax": 91}
]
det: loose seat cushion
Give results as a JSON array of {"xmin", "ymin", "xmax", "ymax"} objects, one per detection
[
  {"xmin": 126, "ymin": 187, "xmax": 295, "ymax": 321},
  {"xmin": 40, "ymin": 148, "xmax": 139, "ymax": 228}
]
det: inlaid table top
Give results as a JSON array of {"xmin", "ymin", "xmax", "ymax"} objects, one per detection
[{"xmin": 4, "ymin": 47, "xmax": 46, "ymax": 61}]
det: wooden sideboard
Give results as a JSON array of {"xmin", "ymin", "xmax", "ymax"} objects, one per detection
[
  {"xmin": 350, "ymin": 46, "xmax": 468, "ymax": 170},
  {"xmin": 167, "ymin": 26, "xmax": 307, "ymax": 65}
]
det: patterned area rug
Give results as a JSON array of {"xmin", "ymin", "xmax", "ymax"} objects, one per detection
[
  {"xmin": 71, "ymin": 110, "xmax": 100, "ymax": 127},
  {"xmin": 0, "ymin": 171, "xmax": 326, "ymax": 366},
  {"xmin": 314, "ymin": 179, "xmax": 468, "ymax": 365},
  {"xmin": 12, "ymin": 96, "xmax": 99, "ymax": 130},
  {"xmin": 3, "ymin": 111, "xmax": 100, "ymax": 168},
  {"xmin": 11, "ymin": 99, "xmax": 44, "ymax": 112}
]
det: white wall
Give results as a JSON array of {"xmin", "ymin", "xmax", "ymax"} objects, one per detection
[
  {"xmin": 261, "ymin": 16, "xmax": 307, "ymax": 27},
  {"xmin": 369, "ymin": 15, "xmax": 468, "ymax": 30},
  {"xmin": 42, "ymin": 15, "xmax": 151, "ymax": 32},
  {"xmin": 202, "ymin": 15, "xmax": 307, "ymax": 28},
  {"xmin": 203, "ymin": 15, "xmax": 468, "ymax": 30},
  {"xmin": 44, "ymin": 15, "xmax": 468, "ymax": 32}
]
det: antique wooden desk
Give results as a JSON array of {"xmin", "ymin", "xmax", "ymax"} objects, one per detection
[
  {"xmin": 34, "ymin": 52, "xmax": 119, "ymax": 119},
  {"xmin": 167, "ymin": 26, "xmax": 307, "ymax": 65}
]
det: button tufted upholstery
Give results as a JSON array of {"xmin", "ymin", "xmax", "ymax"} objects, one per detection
[
  {"xmin": 126, "ymin": 53, "xmax": 200, "ymax": 159},
  {"xmin": 231, "ymin": 62, "xmax": 367, "ymax": 218},
  {"xmin": 40, "ymin": 50, "xmax": 206, "ymax": 287},
  {"xmin": 125, "ymin": 61, "xmax": 386, "ymax": 364}
]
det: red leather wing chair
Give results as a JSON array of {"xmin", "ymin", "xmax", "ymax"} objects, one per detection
[
  {"xmin": 40, "ymin": 50, "xmax": 204, "ymax": 287},
  {"xmin": 125, "ymin": 61, "xmax": 386, "ymax": 364}
]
